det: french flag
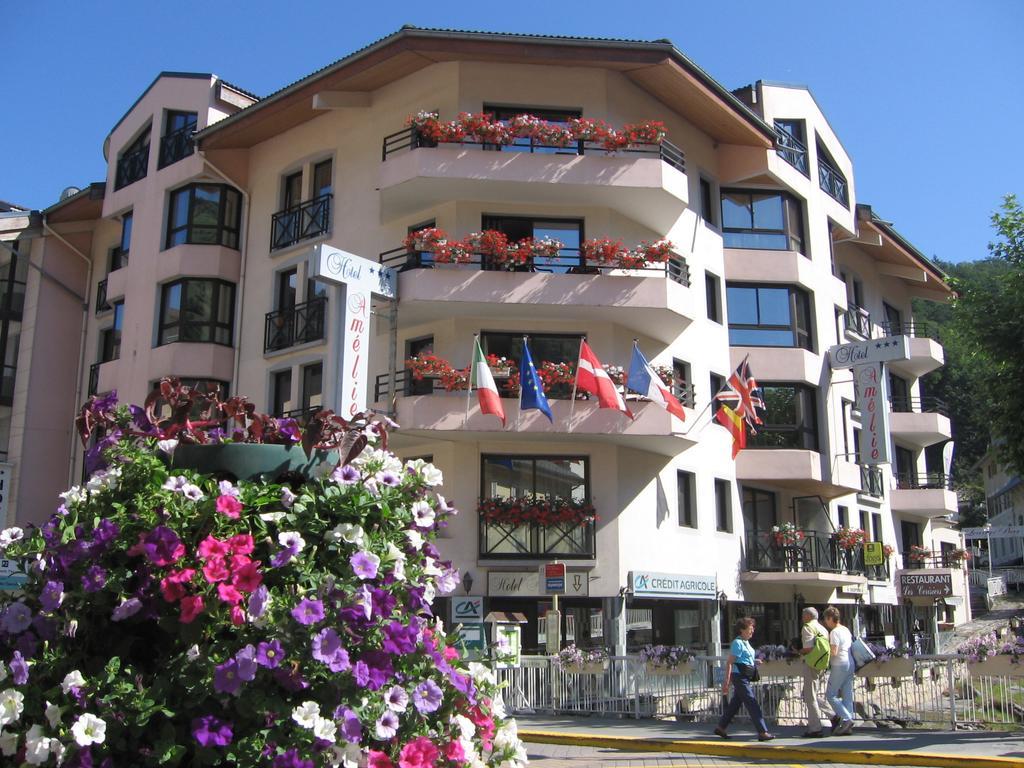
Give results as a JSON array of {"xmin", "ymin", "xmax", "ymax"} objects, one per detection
[{"xmin": 626, "ymin": 342, "xmax": 686, "ymax": 422}]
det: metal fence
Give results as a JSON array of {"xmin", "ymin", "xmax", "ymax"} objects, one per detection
[{"xmin": 496, "ymin": 655, "xmax": 1024, "ymax": 730}]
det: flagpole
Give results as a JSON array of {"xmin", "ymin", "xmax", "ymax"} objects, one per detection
[
  {"xmin": 517, "ymin": 336, "xmax": 526, "ymax": 432},
  {"xmin": 681, "ymin": 352, "xmax": 749, "ymax": 436},
  {"xmin": 465, "ymin": 334, "xmax": 476, "ymax": 426},
  {"xmin": 568, "ymin": 337, "xmax": 583, "ymax": 432}
]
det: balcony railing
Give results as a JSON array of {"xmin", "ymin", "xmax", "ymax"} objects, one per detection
[
  {"xmin": 277, "ymin": 405, "xmax": 322, "ymax": 423},
  {"xmin": 744, "ymin": 530, "xmax": 865, "ymax": 575},
  {"xmin": 775, "ymin": 125, "xmax": 808, "ymax": 176},
  {"xmin": 378, "ymin": 246, "xmax": 690, "ymax": 286},
  {"xmin": 844, "ymin": 304, "xmax": 871, "ymax": 337},
  {"xmin": 95, "ymin": 279, "xmax": 111, "ymax": 314},
  {"xmin": 879, "ymin": 320, "xmax": 938, "ymax": 340},
  {"xmin": 0, "ymin": 279, "xmax": 26, "ymax": 319},
  {"xmin": 890, "ymin": 396, "xmax": 948, "ymax": 415},
  {"xmin": 671, "ymin": 382, "xmax": 696, "ymax": 409},
  {"xmin": 0, "ymin": 364, "xmax": 15, "ymax": 406},
  {"xmin": 270, "ymin": 194, "xmax": 332, "ymax": 251},
  {"xmin": 88, "ymin": 362, "xmax": 101, "ymax": 397},
  {"xmin": 818, "ymin": 156, "xmax": 849, "ymax": 207},
  {"xmin": 382, "ymin": 126, "xmax": 686, "ymax": 173},
  {"xmin": 480, "ymin": 518, "xmax": 595, "ymax": 559},
  {"xmin": 864, "ymin": 558, "xmax": 891, "ymax": 582},
  {"xmin": 264, "ymin": 297, "xmax": 327, "ymax": 353},
  {"xmin": 114, "ymin": 146, "xmax": 148, "ymax": 190},
  {"xmin": 860, "ymin": 466, "xmax": 884, "ymax": 499},
  {"xmin": 902, "ymin": 550, "xmax": 967, "ymax": 569},
  {"xmin": 157, "ymin": 124, "xmax": 195, "ymax": 169},
  {"xmin": 895, "ymin": 471, "xmax": 952, "ymax": 490}
]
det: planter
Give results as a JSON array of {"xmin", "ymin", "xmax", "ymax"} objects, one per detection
[
  {"xmin": 489, "ymin": 367, "xmax": 512, "ymax": 378},
  {"xmin": 645, "ymin": 660, "xmax": 695, "ymax": 676},
  {"xmin": 856, "ymin": 657, "xmax": 914, "ymax": 679},
  {"xmin": 170, "ymin": 443, "xmax": 338, "ymax": 482},
  {"xmin": 968, "ymin": 655, "xmax": 1024, "ymax": 678},
  {"xmin": 757, "ymin": 659, "xmax": 803, "ymax": 678},
  {"xmin": 561, "ymin": 660, "xmax": 608, "ymax": 675}
]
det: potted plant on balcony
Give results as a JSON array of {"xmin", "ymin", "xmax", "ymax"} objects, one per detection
[
  {"xmin": 856, "ymin": 642, "xmax": 916, "ymax": 679},
  {"xmin": 958, "ymin": 633, "xmax": 1024, "ymax": 678},
  {"xmin": 946, "ymin": 548, "xmax": 971, "ymax": 566},
  {"xmin": 754, "ymin": 645, "xmax": 802, "ymax": 678},
  {"xmin": 834, "ymin": 527, "xmax": 867, "ymax": 550},
  {"xmin": 478, "ymin": 497, "xmax": 597, "ymax": 528},
  {"xmin": 640, "ymin": 644, "xmax": 695, "ymax": 676},
  {"xmin": 485, "ymin": 353, "xmax": 513, "ymax": 379},
  {"xmin": 770, "ymin": 522, "xmax": 803, "ymax": 547},
  {"xmin": 907, "ymin": 544, "xmax": 931, "ymax": 565},
  {"xmin": 556, "ymin": 644, "xmax": 608, "ymax": 675}
]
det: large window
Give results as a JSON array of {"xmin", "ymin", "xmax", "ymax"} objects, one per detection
[
  {"xmin": 481, "ymin": 215, "xmax": 583, "ymax": 273},
  {"xmin": 482, "ymin": 455, "xmax": 588, "ymax": 502},
  {"xmin": 742, "ymin": 487, "xmax": 777, "ymax": 535},
  {"xmin": 726, "ymin": 283, "xmax": 813, "ymax": 349},
  {"xmin": 271, "ymin": 369, "xmax": 292, "ymax": 417},
  {"xmin": 750, "ymin": 384, "xmax": 818, "ymax": 450},
  {"xmin": 166, "ymin": 184, "xmax": 241, "ymax": 249},
  {"xmin": 715, "ymin": 478, "xmax": 732, "ymax": 532},
  {"xmin": 721, "ymin": 189, "xmax": 804, "ymax": 252},
  {"xmin": 481, "ymin": 331, "xmax": 582, "ymax": 399},
  {"xmin": 158, "ymin": 279, "xmax": 235, "ymax": 346},
  {"xmin": 677, "ymin": 470, "xmax": 695, "ymax": 528},
  {"xmin": 158, "ymin": 111, "xmax": 197, "ymax": 169},
  {"xmin": 115, "ymin": 125, "xmax": 150, "ymax": 190}
]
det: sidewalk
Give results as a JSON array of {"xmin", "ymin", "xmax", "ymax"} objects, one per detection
[{"xmin": 516, "ymin": 714, "xmax": 1024, "ymax": 768}]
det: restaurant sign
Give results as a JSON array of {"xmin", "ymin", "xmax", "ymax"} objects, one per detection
[{"xmin": 898, "ymin": 572, "xmax": 953, "ymax": 598}]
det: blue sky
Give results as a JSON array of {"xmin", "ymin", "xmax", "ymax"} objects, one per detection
[{"xmin": 4, "ymin": 1, "xmax": 1021, "ymax": 264}]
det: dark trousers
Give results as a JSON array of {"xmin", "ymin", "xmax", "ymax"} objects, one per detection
[{"xmin": 717, "ymin": 675, "xmax": 768, "ymax": 734}]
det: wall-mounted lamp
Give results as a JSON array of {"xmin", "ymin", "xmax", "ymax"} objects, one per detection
[
  {"xmin": 717, "ymin": 590, "xmax": 729, "ymax": 613},
  {"xmin": 462, "ymin": 571, "xmax": 474, "ymax": 594}
]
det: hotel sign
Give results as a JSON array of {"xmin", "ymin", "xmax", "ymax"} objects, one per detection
[
  {"xmin": 898, "ymin": 572, "xmax": 953, "ymax": 598},
  {"xmin": 828, "ymin": 335, "xmax": 909, "ymax": 369},
  {"xmin": 854, "ymin": 363, "xmax": 891, "ymax": 465},
  {"xmin": 487, "ymin": 570, "xmax": 589, "ymax": 597},
  {"xmin": 629, "ymin": 571, "xmax": 717, "ymax": 600}
]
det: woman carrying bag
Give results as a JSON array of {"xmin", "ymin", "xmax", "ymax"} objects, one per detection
[{"xmin": 714, "ymin": 617, "xmax": 774, "ymax": 741}]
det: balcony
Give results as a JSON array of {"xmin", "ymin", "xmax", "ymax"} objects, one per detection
[
  {"xmin": 818, "ymin": 155, "xmax": 849, "ymax": 207},
  {"xmin": 158, "ymin": 124, "xmax": 195, "ymax": 169},
  {"xmin": 480, "ymin": 518, "xmax": 595, "ymax": 560},
  {"xmin": 742, "ymin": 530, "xmax": 869, "ymax": 587},
  {"xmin": 843, "ymin": 305, "xmax": 871, "ymax": 339},
  {"xmin": 374, "ymin": 371, "xmax": 695, "ymax": 457},
  {"xmin": 264, "ymin": 298, "xmax": 327, "ymax": 353},
  {"xmin": 889, "ymin": 397, "xmax": 952, "ymax": 448},
  {"xmin": 900, "ymin": 550, "xmax": 967, "ymax": 570},
  {"xmin": 270, "ymin": 194, "xmax": 332, "ymax": 251},
  {"xmin": 859, "ymin": 465, "xmax": 885, "ymax": 499},
  {"xmin": 0, "ymin": 364, "xmax": 15, "ymax": 406},
  {"xmin": 379, "ymin": 127, "xmax": 687, "ymax": 232},
  {"xmin": 891, "ymin": 472, "xmax": 958, "ymax": 517},
  {"xmin": 379, "ymin": 248, "xmax": 693, "ymax": 344},
  {"xmin": 881, "ymin": 321, "xmax": 944, "ymax": 378},
  {"xmin": 736, "ymin": 449, "xmax": 861, "ymax": 499},
  {"xmin": 775, "ymin": 125, "xmax": 808, "ymax": 176},
  {"xmin": 95, "ymin": 279, "xmax": 111, "ymax": 315},
  {"xmin": 114, "ymin": 147, "xmax": 148, "ymax": 190}
]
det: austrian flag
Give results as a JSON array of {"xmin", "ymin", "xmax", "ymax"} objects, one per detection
[
  {"xmin": 470, "ymin": 338, "xmax": 505, "ymax": 425},
  {"xmin": 574, "ymin": 340, "xmax": 632, "ymax": 419}
]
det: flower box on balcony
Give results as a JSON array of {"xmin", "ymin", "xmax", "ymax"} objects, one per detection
[
  {"xmin": 967, "ymin": 656, "xmax": 1024, "ymax": 678},
  {"xmin": 645, "ymin": 660, "xmax": 695, "ymax": 676},
  {"xmin": 561, "ymin": 661, "xmax": 608, "ymax": 675},
  {"xmin": 856, "ymin": 657, "xmax": 914, "ymax": 679},
  {"xmin": 757, "ymin": 659, "xmax": 803, "ymax": 678},
  {"xmin": 489, "ymin": 366, "xmax": 511, "ymax": 378}
]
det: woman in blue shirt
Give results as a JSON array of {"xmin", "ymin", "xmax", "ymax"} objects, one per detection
[{"xmin": 714, "ymin": 616, "xmax": 773, "ymax": 741}]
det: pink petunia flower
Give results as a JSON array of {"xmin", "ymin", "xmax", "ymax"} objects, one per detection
[
  {"xmin": 180, "ymin": 595, "xmax": 205, "ymax": 624},
  {"xmin": 203, "ymin": 558, "xmax": 230, "ymax": 584},
  {"xmin": 398, "ymin": 736, "xmax": 439, "ymax": 768},
  {"xmin": 231, "ymin": 562, "xmax": 262, "ymax": 592},
  {"xmin": 217, "ymin": 583, "xmax": 244, "ymax": 605},
  {"xmin": 368, "ymin": 751, "xmax": 394, "ymax": 768},
  {"xmin": 227, "ymin": 534, "xmax": 255, "ymax": 555},
  {"xmin": 198, "ymin": 536, "xmax": 230, "ymax": 559},
  {"xmin": 216, "ymin": 494, "xmax": 243, "ymax": 519}
]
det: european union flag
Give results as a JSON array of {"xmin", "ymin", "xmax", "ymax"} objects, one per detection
[{"xmin": 519, "ymin": 338, "xmax": 553, "ymax": 423}]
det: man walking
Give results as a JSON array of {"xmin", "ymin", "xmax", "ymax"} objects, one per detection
[{"xmin": 798, "ymin": 607, "xmax": 829, "ymax": 737}]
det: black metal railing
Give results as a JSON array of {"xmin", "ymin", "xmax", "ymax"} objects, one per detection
[
  {"xmin": 860, "ymin": 466, "xmax": 884, "ymax": 498},
  {"xmin": 818, "ymin": 156, "xmax": 849, "ymax": 206},
  {"xmin": 744, "ymin": 530, "xmax": 865, "ymax": 575},
  {"xmin": 0, "ymin": 364, "xmax": 15, "ymax": 406},
  {"xmin": 158, "ymin": 125, "xmax": 195, "ymax": 169},
  {"xmin": 895, "ymin": 471, "xmax": 952, "ymax": 490},
  {"xmin": 88, "ymin": 362, "xmax": 101, "ymax": 397},
  {"xmin": 480, "ymin": 517, "xmax": 595, "ymax": 559},
  {"xmin": 864, "ymin": 558, "xmax": 891, "ymax": 582},
  {"xmin": 879, "ymin": 320, "xmax": 938, "ymax": 340},
  {"xmin": 0, "ymin": 279, "xmax": 26, "ymax": 319},
  {"xmin": 382, "ymin": 125, "xmax": 686, "ymax": 173},
  {"xmin": 902, "ymin": 550, "xmax": 967, "ymax": 569},
  {"xmin": 277, "ymin": 405, "xmax": 322, "ymax": 423},
  {"xmin": 378, "ymin": 246, "xmax": 690, "ymax": 286},
  {"xmin": 95, "ymin": 279, "xmax": 111, "ymax": 314},
  {"xmin": 114, "ymin": 146, "xmax": 148, "ymax": 190},
  {"xmin": 270, "ymin": 194, "xmax": 333, "ymax": 251},
  {"xmin": 844, "ymin": 305, "xmax": 871, "ymax": 337},
  {"xmin": 671, "ymin": 382, "xmax": 697, "ymax": 408},
  {"xmin": 889, "ymin": 396, "xmax": 948, "ymax": 416},
  {"xmin": 775, "ymin": 125, "xmax": 808, "ymax": 176},
  {"xmin": 264, "ymin": 297, "xmax": 327, "ymax": 353}
]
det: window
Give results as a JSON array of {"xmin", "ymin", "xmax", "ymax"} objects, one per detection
[
  {"xmin": 726, "ymin": 283, "xmax": 813, "ymax": 349},
  {"xmin": 699, "ymin": 177, "xmax": 716, "ymax": 225},
  {"xmin": 817, "ymin": 141, "xmax": 849, "ymax": 207},
  {"xmin": 715, "ymin": 478, "xmax": 732, "ymax": 532},
  {"xmin": 872, "ymin": 512, "xmax": 882, "ymax": 543},
  {"xmin": 158, "ymin": 111, "xmax": 197, "ymax": 168},
  {"xmin": 710, "ymin": 372, "xmax": 725, "ymax": 401},
  {"xmin": 672, "ymin": 359, "xmax": 694, "ymax": 407},
  {"xmin": 158, "ymin": 279, "xmax": 235, "ymax": 346},
  {"xmin": 481, "ymin": 215, "xmax": 583, "ymax": 272},
  {"xmin": 405, "ymin": 336, "xmax": 435, "ymax": 396},
  {"xmin": 115, "ymin": 125, "xmax": 150, "ymax": 190},
  {"xmin": 705, "ymin": 272, "xmax": 722, "ymax": 323},
  {"xmin": 741, "ymin": 487, "xmax": 775, "ymax": 534},
  {"xmin": 100, "ymin": 302, "xmax": 124, "ymax": 362},
  {"xmin": 482, "ymin": 454, "xmax": 588, "ymax": 501},
  {"xmin": 282, "ymin": 172, "xmax": 303, "ymax": 210},
  {"xmin": 750, "ymin": 384, "xmax": 818, "ymax": 450},
  {"xmin": 837, "ymin": 505, "xmax": 848, "ymax": 529},
  {"xmin": 277, "ymin": 268, "xmax": 298, "ymax": 310},
  {"xmin": 301, "ymin": 362, "xmax": 323, "ymax": 411},
  {"xmin": 481, "ymin": 331, "xmax": 583, "ymax": 399},
  {"xmin": 677, "ymin": 470, "xmax": 695, "ymax": 528},
  {"xmin": 111, "ymin": 212, "xmax": 132, "ymax": 271},
  {"xmin": 774, "ymin": 119, "xmax": 808, "ymax": 176},
  {"xmin": 883, "ymin": 302, "xmax": 903, "ymax": 335},
  {"xmin": 901, "ymin": 520, "xmax": 921, "ymax": 550},
  {"xmin": 721, "ymin": 189, "xmax": 804, "ymax": 252},
  {"xmin": 841, "ymin": 399, "xmax": 853, "ymax": 458},
  {"xmin": 272, "ymin": 369, "xmax": 292, "ymax": 417},
  {"xmin": 166, "ymin": 184, "xmax": 241, "ymax": 249},
  {"xmin": 312, "ymin": 159, "xmax": 333, "ymax": 199},
  {"xmin": 889, "ymin": 373, "xmax": 910, "ymax": 411}
]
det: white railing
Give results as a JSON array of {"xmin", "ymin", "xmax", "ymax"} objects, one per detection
[{"xmin": 496, "ymin": 654, "xmax": 1024, "ymax": 729}]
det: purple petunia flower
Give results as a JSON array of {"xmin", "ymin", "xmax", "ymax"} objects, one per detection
[
  {"xmin": 311, "ymin": 628, "xmax": 350, "ymax": 673},
  {"xmin": 10, "ymin": 650, "xmax": 29, "ymax": 685},
  {"xmin": 355, "ymin": 585, "xmax": 373, "ymax": 620},
  {"xmin": 256, "ymin": 639, "xmax": 284, "ymax": 669},
  {"xmin": 82, "ymin": 565, "xmax": 107, "ymax": 593},
  {"xmin": 331, "ymin": 464, "xmax": 361, "ymax": 485},
  {"xmin": 2, "ymin": 603, "xmax": 32, "ymax": 634},
  {"xmin": 374, "ymin": 710, "xmax": 399, "ymax": 740},
  {"xmin": 375, "ymin": 470, "xmax": 401, "ymax": 488},
  {"xmin": 248, "ymin": 585, "xmax": 270, "ymax": 619},
  {"xmin": 350, "ymin": 551, "xmax": 380, "ymax": 580},
  {"xmin": 382, "ymin": 621, "xmax": 418, "ymax": 655},
  {"xmin": 385, "ymin": 684, "xmax": 409, "ymax": 712},
  {"xmin": 111, "ymin": 598, "xmax": 143, "ymax": 622},
  {"xmin": 336, "ymin": 707, "xmax": 361, "ymax": 743},
  {"xmin": 214, "ymin": 659, "xmax": 242, "ymax": 696},
  {"xmin": 272, "ymin": 666, "xmax": 309, "ymax": 692},
  {"xmin": 140, "ymin": 526, "xmax": 185, "ymax": 567},
  {"xmin": 236, "ymin": 645, "xmax": 258, "ymax": 682},
  {"xmin": 291, "ymin": 598, "xmax": 325, "ymax": 626},
  {"xmin": 273, "ymin": 749, "xmax": 313, "ymax": 768},
  {"xmin": 192, "ymin": 715, "xmax": 233, "ymax": 747},
  {"xmin": 40, "ymin": 580, "xmax": 65, "ymax": 612},
  {"xmin": 412, "ymin": 679, "xmax": 443, "ymax": 713}
]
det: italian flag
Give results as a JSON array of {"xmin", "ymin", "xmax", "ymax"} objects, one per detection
[{"xmin": 471, "ymin": 338, "xmax": 506, "ymax": 425}]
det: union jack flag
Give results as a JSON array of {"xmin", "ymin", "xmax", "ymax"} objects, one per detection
[{"xmin": 715, "ymin": 357, "xmax": 765, "ymax": 433}]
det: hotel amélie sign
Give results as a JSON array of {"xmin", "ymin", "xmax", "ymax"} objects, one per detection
[{"xmin": 308, "ymin": 245, "xmax": 397, "ymax": 417}]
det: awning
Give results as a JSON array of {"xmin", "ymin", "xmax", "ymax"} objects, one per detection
[
  {"xmin": 485, "ymin": 612, "xmax": 528, "ymax": 624},
  {"xmin": 941, "ymin": 596, "xmax": 964, "ymax": 606}
]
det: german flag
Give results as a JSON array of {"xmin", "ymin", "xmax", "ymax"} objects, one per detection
[{"xmin": 715, "ymin": 403, "xmax": 746, "ymax": 459}]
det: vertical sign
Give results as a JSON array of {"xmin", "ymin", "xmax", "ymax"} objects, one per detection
[
  {"xmin": 544, "ymin": 562, "xmax": 566, "ymax": 594},
  {"xmin": 308, "ymin": 245, "xmax": 397, "ymax": 416},
  {"xmin": 854, "ymin": 363, "xmax": 890, "ymax": 465}
]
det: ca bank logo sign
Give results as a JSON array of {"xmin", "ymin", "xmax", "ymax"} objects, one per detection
[
  {"xmin": 452, "ymin": 596, "xmax": 484, "ymax": 622},
  {"xmin": 629, "ymin": 571, "xmax": 717, "ymax": 599}
]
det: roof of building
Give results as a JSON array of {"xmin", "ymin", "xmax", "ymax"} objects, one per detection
[
  {"xmin": 196, "ymin": 25, "xmax": 776, "ymax": 151},
  {"xmin": 41, "ymin": 183, "xmax": 106, "ymax": 223},
  {"xmin": 0, "ymin": 201, "xmax": 30, "ymax": 213},
  {"xmin": 855, "ymin": 204, "xmax": 953, "ymax": 297}
]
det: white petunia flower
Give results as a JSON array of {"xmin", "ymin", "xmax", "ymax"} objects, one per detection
[
  {"xmin": 0, "ymin": 689, "xmax": 25, "ymax": 726},
  {"xmin": 45, "ymin": 701, "xmax": 62, "ymax": 728},
  {"xmin": 411, "ymin": 501, "xmax": 435, "ymax": 528},
  {"xmin": 328, "ymin": 523, "xmax": 364, "ymax": 547},
  {"xmin": 291, "ymin": 701, "xmax": 320, "ymax": 729},
  {"xmin": 467, "ymin": 662, "xmax": 496, "ymax": 686},
  {"xmin": 156, "ymin": 439, "xmax": 179, "ymax": 455},
  {"xmin": 453, "ymin": 713, "xmax": 476, "ymax": 740},
  {"xmin": 187, "ymin": 645, "xmax": 201, "ymax": 662},
  {"xmin": 327, "ymin": 743, "xmax": 362, "ymax": 768},
  {"xmin": 422, "ymin": 556, "xmax": 443, "ymax": 577},
  {"xmin": 58, "ymin": 487, "xmax": 87, "ymax": 506},
  {"xmin": 279, "ymin": 531, "xmax": 306, "ymax": 552},
  {"xmin": 0, "ymin": 729, "xmax": 18, "ymax": 755},
  {"xmin": 24, "ymin": 724, "xmax": 51, "ymax": 765},
  {"xmin": 70, "ymin": 713, "xmax": 106, "ymax": 746},
  {"xmin": 260, "ymin": 511, "xmax": 286, "ymax": 522},
  {"xmin": 405, "ymin": 529, "xmax": 424, "ymax": 550},
  {"xmin": 0, "ymin": 527, "xmax": 24, "ymax": 551},
  {"xmin": 312, "ymin": 715, "xmax": 337, "ymax": 742},
  {"xmin": 60, "ymin": 670, "xmax": 85, "ymax": 694}
]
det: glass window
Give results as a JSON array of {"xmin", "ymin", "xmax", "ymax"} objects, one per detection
[
  {"xmin": 672, "ymin": 359, "xmax": 693, "ymax": 407},
  {"xmin": 481, "ymin": 215, "xmax": 583, "ymax": 273},
  {"xmin": 705, "ymin": 272, "xmax": 722, "ymax": 323},
  {"xmin": 774, "ymin": 119, "xmax": 808, "ymax": 175},
  {"xmin": 272, "ymin": 369, "xmax": 292, "ymax": 416},
  {"xmin": 115, "ymin": 125, "xmax": 150, "ymax": 189},
  {"xmin": 481, "ymin": 331, "xmax": 582, "ymax": 399},
  {"xmin": 710, "ymin": 372, "xmax": 725, "ymax": 401},
  {"xmin": 283, "ymin": 172, "xmax": 303, "ymax": 210},
  {"xmin": 699, "ymin": 177, "xmax": 715, "ymax": 225},
  {"xmin": 158, "ymin": 279, "xmax": 235, "ymax": 346},
  {"xmin": 715, "ymin": 478, "xmax": 731, "ymax": 532},
  {"xmin": 726, "ymin": 283, "xmax": 813, "ymax": 349},
  {"xmin": 158, "ymin": 111, "xmax": 197, "ymax": 168},
  {"xmin": 721, "ymin": 189, "xmax": 804, "ymax": 252},
  {"xmin": 749, "ymin": 384, "xmax": 818, "ymax": 450},
  {"xmin": 482, "ymin": 455, "xmax": 588, "ymax": 502},
  {"xmin": 405, "ymin": 336, "xmax": 435, "ymax": 396},
  {"xmin": 485, "ymin": 105, "xmax": 582, "ymax": 155},
  {"xmin": 277, "ymin": 268, "xmax": 297, "ymax": 310},
  {"xmin": 313, "ymin": 159, "xmax": 333, "ymax": 199},
  {"xmin": 742, "ymin": 487, "xmax": 776, "ymax": 535},
  {"xmin": 837, "ymin": 505, "xmax": 848, "ymax": 529},
  {"xmin": 165, "ymin": 184, "xmax": 241, "ymax": 249},
  {"xmin": 301, "ymin": 362, "xmax": 323, "ymax": 411},
  {"xmin": 677, "ymin": 470, "xmax": 695, "ymax": 528},
  {"xmin": 100, "ymin": 301, "xmax": 124, "ymax": 362},
  {"xmin": 118, "ymin": 212, "xmax": 132, "ymax": 261}
]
